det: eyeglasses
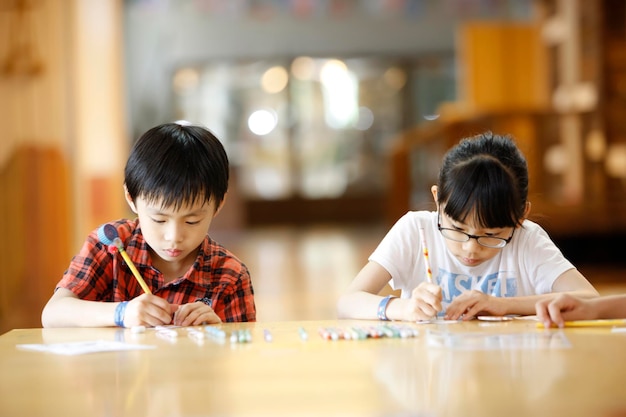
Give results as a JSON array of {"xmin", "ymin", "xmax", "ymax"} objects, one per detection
[{"xmin": 437, "ymin": 210, "xmax": 514, "ymax": 249}]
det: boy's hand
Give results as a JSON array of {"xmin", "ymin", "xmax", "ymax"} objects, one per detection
[
  {"xmin": 124, "ymin": 293, "xmax": 175, "ymax": 327},
  {"xmin": 405, "ymin": 282, "xmax": 442, "ymax": 321},
  {"xmin": 172, "ymin": 302, "xmax": 222, "ymax": 326}
]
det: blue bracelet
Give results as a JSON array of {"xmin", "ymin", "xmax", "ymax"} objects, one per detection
[
  {"xmin": 377, "ymin": 295, "xmax": 395, "ymax": 321},
  {"xmin": 195, "ymin": 297, "xmax": 213, "ymax": 307},
  {"xmin": 114, "ymin": 301, "xmax": 129, "ymax": 327}
]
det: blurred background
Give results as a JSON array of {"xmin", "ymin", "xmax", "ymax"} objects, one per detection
[{"xmin": 2, "ymin": 0, "xmax": 626, "ymax": 333}]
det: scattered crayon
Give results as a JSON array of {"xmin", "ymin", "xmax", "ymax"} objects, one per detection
[
  {"xmin": 130, "ymin": 325, "xmax": 146, "ymax": 334},
  {"xmin": 186, "ymin": 328, "xmax": 206, "ymax": 341},
  {"xmin": 228, "ymin": 329, "xmax": 252, "ymax": 344},
  {"xmin": 318, "ymin": 327, "xmax": 331, "ymax": 340},
  {"xmin": 156, "ymin": 327, "xmax": 178, "ymax": 340},
  {"xmin": 204, "ymin": 325, "xmax": 227, "ymax": 340},
  {"xmin": 298, "ymin": 327, "xmax": 309, "ymax": 341},
  {"xmin": 351, "ymin": 327, "xmax": 369, "ymax": 340},
  {"xmin": 315, "ymin": 324, "xmax": 419, "ymax": 341},
  {"xmin": 202, "ymin": 324, "xmax": 418, "ymax": 344}
]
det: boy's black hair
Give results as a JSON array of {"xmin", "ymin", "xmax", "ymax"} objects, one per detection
[
  {"xmin": 124, "ymin": 122, "xmax": 229, "ymax": 211},
  {"xmin": 437, "ymin": 131, "xmax": 528, "ymax": 228}
]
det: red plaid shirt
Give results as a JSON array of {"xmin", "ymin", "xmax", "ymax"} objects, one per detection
[{"xmin": 56, "ymin": 219, "xmax": 256, "ymax": 322}]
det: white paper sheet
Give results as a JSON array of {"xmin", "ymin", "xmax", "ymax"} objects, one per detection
[{"xmin": 16, "ymin": 340, "xmax": 156, "ymax": 355}]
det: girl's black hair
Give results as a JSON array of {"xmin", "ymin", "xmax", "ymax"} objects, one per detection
[
  {"xmin": 124, "ymin": 122, "xmax": 229, "ymax": 211},
  {"xmin": 437, "ymin": 131, "xmax": 528, "ymax": 228}
]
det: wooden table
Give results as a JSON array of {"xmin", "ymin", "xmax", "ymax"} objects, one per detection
[{"xmin": 1, "ymin": 319, "xmax": 626, "ymax": 417}]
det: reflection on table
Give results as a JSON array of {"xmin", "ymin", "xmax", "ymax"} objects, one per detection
[{"xmin": 1, "ymin": 319, "xmax": 626, "ymax": 417}]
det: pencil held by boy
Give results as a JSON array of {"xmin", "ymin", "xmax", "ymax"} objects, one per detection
[
  {"xmin": 41, "ymin": 122, "xmax": 256, "ymax": 328},
  {"xmin": 337, "ymin": 132, "xmax": 598, "ymax": 322}
]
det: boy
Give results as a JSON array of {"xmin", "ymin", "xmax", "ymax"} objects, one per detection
[{"xmin": 42, "ymin": 122, "xmax": 256, "ymax": 328}]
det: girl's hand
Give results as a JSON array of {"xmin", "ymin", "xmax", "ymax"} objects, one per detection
[
  {"xmin": 404, "ymin": 282, "xmax": 443, "ymax": 321},
  {"xmin": 172, "ymin": 301, "xmax": 222, "ymax": 326},
  {"xmin": 124, "ymin": 294, "xmax": 175, "ymax": 327},
  {"xmin": 445, "ymin": 290, "xmax": 505, "ymax": 320}
]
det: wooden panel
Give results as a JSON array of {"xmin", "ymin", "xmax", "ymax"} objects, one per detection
[
  {"xmin": 0, "ymin": 146, "xmax": 71, "ymax": 332},
  {"xmin": 387, "ymin": 110, "xmax": 626, "ymax": 238},
  {"xmin": 458, "ymin": 22, "xmax": 549, "ymax": 111}
]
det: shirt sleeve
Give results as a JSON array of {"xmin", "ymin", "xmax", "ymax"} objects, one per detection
[
  {"xmin": 55, "ymin": 231, "xmax": 115, "ymax": 300},
  {"xmin": 210, "ymin": 255, "xmax": 256, "ymax": 322},
  {"xmin": 522, "ymin": 222, "xmax": 575, "ymax": 294},
  {"xmin": 368, "ymin": 211, "xmax": 431, "ymax": 291}
]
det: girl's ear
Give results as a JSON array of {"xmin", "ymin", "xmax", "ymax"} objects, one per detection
[
  {"xmin": 523, "ymin": 201, "xmax": 532, "ymax": 219},
  {"xmin": 431, "ymin": 185, "xmax": 439, "ymax": 209},
  {"xmin": 123, "ymin": 184, "xmax": 138, "ymax": 214},
  {"xmin": 515, "ymin": 201, "xmax": 532, "ymax": 229}
]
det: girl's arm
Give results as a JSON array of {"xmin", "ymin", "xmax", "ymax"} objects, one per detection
[
  {"xmin": 337, "ymin": 261, "xmax": 442, "ymax": 321},
  {"xmin": 337, "ymin": 261, "xmax": 392, "ymax": 320},
  {"xmin": 551, "ymin": 268, "xmax": 599, "ymax": 296}
]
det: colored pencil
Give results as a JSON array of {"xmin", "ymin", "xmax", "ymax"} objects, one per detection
[
  {"xmin": 420, "ymin": 227, "xmax": 433, "ymax": 283},
  {"xmin": 113, "ymin": 237, "xmax": 152, "ymax": 294},
  {"xmin": 537, "ymin": 319, "xmax": 626, "ymax": 328}
]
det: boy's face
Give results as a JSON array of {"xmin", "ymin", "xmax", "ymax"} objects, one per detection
[{"xmin": 127, "ymin": 194, "xmax": 220, "ymax": 266}]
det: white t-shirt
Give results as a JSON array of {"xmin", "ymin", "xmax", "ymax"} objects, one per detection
[{"xmin": 369, "ymin": 211, "xmax": 575, "ymax": 310}]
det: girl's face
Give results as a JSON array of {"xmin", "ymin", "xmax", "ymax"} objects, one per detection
[
  {"xmin": 438, "ymin": 210, "xmax": 515, "ymax": 267},
  {"xmin": 431, "ymin": 185, "xmax": 523, "ymax": 267}
]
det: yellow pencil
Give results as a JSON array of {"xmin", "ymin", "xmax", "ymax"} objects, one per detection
[
  {"xmin": 420, "ymin": 227, "xmax": 433, "ymax": 283},
  {"xmin": 537, "ymin": 319, "xmax": 626, "ymax": 328},
  {"xmin": 113, "ymin": 238, "xmax": 152, "ymax": 295}
]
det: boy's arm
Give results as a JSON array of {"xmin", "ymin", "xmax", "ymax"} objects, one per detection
[
  {"xmin": 41, "ymin": 288, "xmax": 118, "ymax": 327},
  {"xmin": 41, "ymin": 288, "xmax": 176, "ymax": 328}
]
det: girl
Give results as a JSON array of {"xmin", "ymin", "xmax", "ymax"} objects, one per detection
[{"xmin": 337, "ymin": 132, "xmax": 598, "ymax": 321}]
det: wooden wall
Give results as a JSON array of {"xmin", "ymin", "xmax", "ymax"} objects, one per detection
[
  {"xmin": 0, "ymin": 1, "xmax": 128, "ymax": 333},
  {"xmin": 457, "ymin": 22, "xmax": 550, "ymax": 112},
  {"xmin": 0, "ymin": 146, "xmax": 71, "ymax": 332}
]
